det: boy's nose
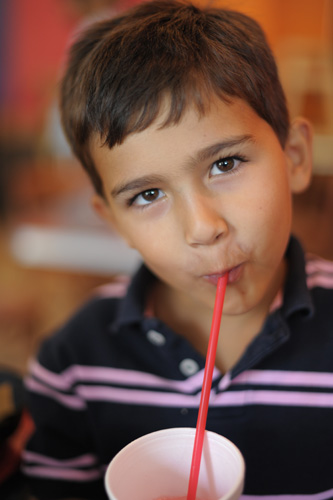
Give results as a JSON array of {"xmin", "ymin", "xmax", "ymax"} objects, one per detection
[{"xmin": 182, "ymin": 194, "xmax": 227, "ymax": 247}]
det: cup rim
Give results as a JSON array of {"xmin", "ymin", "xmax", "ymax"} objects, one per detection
[{"xmin": 105, "ymin": 427, "xmax": 245, "ymax": 500}]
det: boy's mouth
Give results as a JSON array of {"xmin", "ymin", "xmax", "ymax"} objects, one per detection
[{"xmin": 203, "ymin": 264, "xmax": 243, "ymax": 285}]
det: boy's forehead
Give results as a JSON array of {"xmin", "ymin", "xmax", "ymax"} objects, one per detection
[
  {"xmin": 92, "ymin": 95, "xmax": 253, "ymax": 151},
  {"xmin": 90, "ymin": 96, "xmax": 267, "ymax": 174},
  {"xmin": 90, "ymin": 96, "xmax": 191, "ymax": 158}
]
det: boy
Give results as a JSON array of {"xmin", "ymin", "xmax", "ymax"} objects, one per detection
[{"xmin": 22, "ymin": 1, "xmax": 333, "ymax": 499}]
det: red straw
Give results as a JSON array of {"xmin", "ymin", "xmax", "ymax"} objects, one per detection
[{"xmin": 186, "ymin": 273, "xmax": 228, "ymax": 500}]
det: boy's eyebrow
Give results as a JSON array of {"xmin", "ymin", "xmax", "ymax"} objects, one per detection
[
  {"xmin": 194, "ymin": 134, "xmax": 254, "ymax": 163},
  {"xmin": 111, "ymin": 134, "xmax": 254, "ymax": 198},
  {"xmin": 111, "ymin": 174, "xmax": 166, "ymax": 198}
]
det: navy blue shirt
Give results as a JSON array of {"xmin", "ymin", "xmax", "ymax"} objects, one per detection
[{"xmin": 22, "ymin": 237, "xmax": 333, "ymax": 499}]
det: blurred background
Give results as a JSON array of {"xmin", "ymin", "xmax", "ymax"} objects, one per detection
[{"xmin": 0, "ymin": 0, "xmax": 332, "ymax": 376}]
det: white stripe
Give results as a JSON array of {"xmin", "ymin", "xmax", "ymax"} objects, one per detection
[
  {"xmin": 22, "ymin": 450, "xmax": 97, "ymax": 467},
  {"xmin": 241, "ymin": 487, "xmax": 333, "ymax": 500},
  {"xmin": 21, "ymin": 464, "xmax": 104, "ymax": 482}
]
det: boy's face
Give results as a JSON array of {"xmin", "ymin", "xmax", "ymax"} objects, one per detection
[{"xmin": 91, "ymin": 96, "xmax": 311, "ymax": 317}]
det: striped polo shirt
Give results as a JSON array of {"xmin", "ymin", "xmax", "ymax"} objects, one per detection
[{"xmin": 22, "ymin": 236, "xmax": 333, "ymax": 499}]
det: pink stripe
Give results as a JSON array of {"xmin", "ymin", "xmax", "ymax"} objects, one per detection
[
  {"xmin": 21, "ymin": 465, "xmax": 103, "ymax": 482},
  {"xmin": 93, "ymin": 278, "xmax": 129, "ymax": 298},
  {"xmin": 76, "ymin": 384, "xmax": 202, "ymax": 407},
  {"xmin": 307, "ymin": 274, "xmax": 333, "ymax": 289},
  {"xmin": 22, "ymin": 450, "xmax": 97, "ymax": 467},
  {"xmin": 29, "ymin": 360, "xmax": 217, "ymax": 394},
  {"xmin": 25, "ymin": 377, "xmax": 86, "ymax": 409},
  {"xmin": 241, "ymin": 487, "xmax": 333, "ymax": 500},
  {"xmin": 215, "ymin": 390, "xmax": 333, "ymax": 408},
  {"xmin": 218, "ymin": 371, "xmax": 231, "ymax": 390},
  {"xmin": 306, "ymin": 257, "xmax": 333, "ymax": 274},
  {"xmin": 305, "ymin": 255, "xmax": 333, "ymax": 289},
  {"xmin": 76, "ymin": 384, "xmax": 333, "ymax": 409},
  {"xmin": 28, "ymin": 360, "xmax": 75, "ymax": 391},
  {"xmin": 233, "ymin": 370, "xmax": 333, "ymax": 388}
]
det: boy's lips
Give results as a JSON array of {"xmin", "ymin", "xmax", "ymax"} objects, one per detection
[{"xmin": 203, "ymin": 263, "xmax": 243, "ymax": 285}]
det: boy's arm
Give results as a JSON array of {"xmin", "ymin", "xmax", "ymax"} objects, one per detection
[
  {"xmin": 28, "ymin": 498, "xmax": 86, "ymax": 500},
  {"xmin": 22, "ymin": 333, "xmax": 106, "ymax": 500}
]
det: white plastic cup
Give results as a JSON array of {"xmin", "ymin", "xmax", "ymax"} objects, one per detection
[{"xmin": 104, "ymin": 427, "xmax": 245, "ymax": 500}]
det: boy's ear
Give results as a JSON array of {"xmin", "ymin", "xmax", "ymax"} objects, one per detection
[{"xmin": 284, "ymin": 117, "xmax": 313, "ymax": 194}]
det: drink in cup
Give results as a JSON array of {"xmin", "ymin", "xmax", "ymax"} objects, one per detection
[{"xmin": 104, "ymin": 427, "xmax": 245, "ymax": 500}]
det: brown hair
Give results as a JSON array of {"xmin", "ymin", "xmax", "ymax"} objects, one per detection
[{"xmin": 60, "ymin": 0, "xmax": 289, "ymax": 196}]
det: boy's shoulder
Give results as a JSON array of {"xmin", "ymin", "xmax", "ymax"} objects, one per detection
[
  {"xmin": 68, "ymin": 276, "xmax": 131, "ymax": 331},
  {"xmin": 36, "ymin": 267, "xmax": 157, "ymax": 370},
  {"xmin": 303, "ymin": 252, "xmax": 333, "ymax": 327},
  {"xmin": 37, "ymin": 277, "xmax": 132, "ymax": 367},
  {"xmin": 286, "ymin": 237, "xmax": 333, "ymax": 298},
  {"xmin": 273, "ymin": 239, "xmax": 333, "ymax": 330},
  {"xmin": 305, "ymin": 253, "xmax": 333, "ymax": 292}
]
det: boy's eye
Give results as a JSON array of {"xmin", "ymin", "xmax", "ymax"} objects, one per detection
[
  {"xmin": 210, "ymin": 156, "xmax": 243, "ymax": 176},
  {"xmin": 130, "ymin": 188, "xmax": 164, "ymax": 206}
]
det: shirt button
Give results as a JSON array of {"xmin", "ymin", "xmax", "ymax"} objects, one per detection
[
  {"xmin": 146, "ymin": 329, "xmax": 166, "ymax": 346},
  {"xmin": 179, "ymin": 358, "xmax": 200, "ymax": 376}
]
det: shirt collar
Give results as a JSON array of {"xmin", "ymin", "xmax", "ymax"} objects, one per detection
[
  {"xmin": 280, "ymin": 235, "xmax": 314, "ymax": 319},
  {"xmin": 109, "ymin": 264, "xmax": 157, "ymax": 331}
]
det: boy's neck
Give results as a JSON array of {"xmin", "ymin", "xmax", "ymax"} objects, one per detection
[{"xmin": 151, "ymin": 259, "xmax": 287, "ymax": 374}]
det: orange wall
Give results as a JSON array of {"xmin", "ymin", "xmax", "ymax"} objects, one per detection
[
  {"xmin": 2, "ymin": 0, "xmax": 331, "ymax": 134},
  {"xmin": 196, "ymin": 0, "xmax": 329, "ymax": 49}
]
